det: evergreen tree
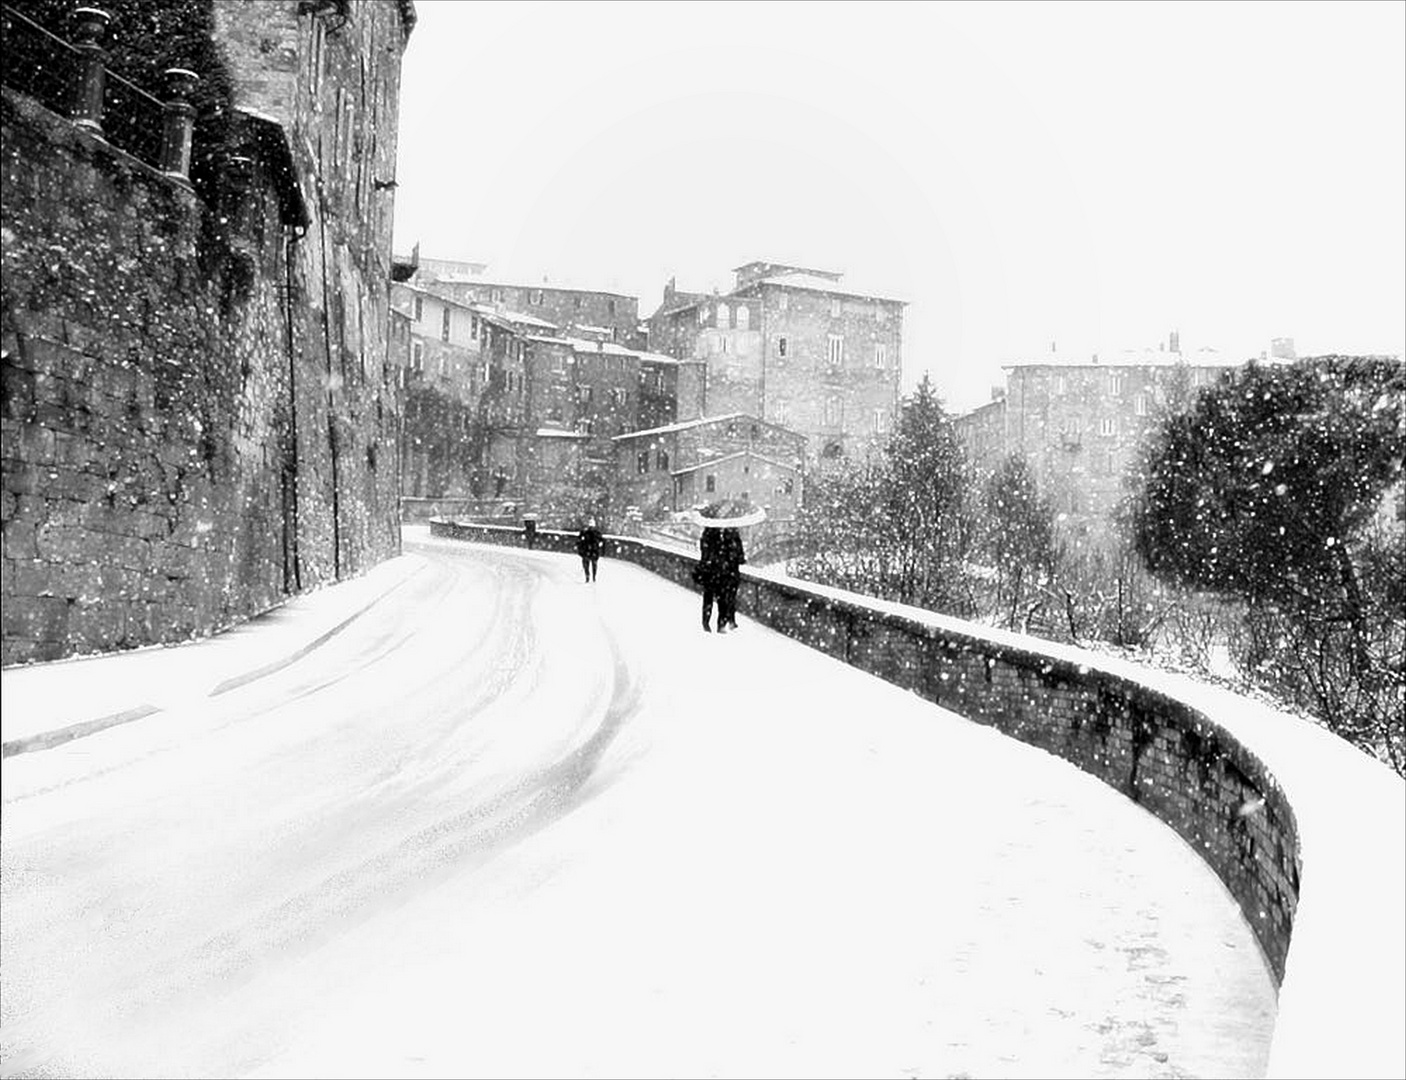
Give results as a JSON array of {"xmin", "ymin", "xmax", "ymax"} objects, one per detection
[
  {"xmin": 983, "ymin": 453, "xmax": 1058, "ymax": 629},
  {"xmin": 1133, "ymin": 356, "xmax": 1405, "ymax": 772}
]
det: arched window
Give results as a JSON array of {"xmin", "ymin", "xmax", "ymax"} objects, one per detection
[
  {"xmin": 736, "ymin": 305, "xmax": 750, "ymax": 330},
  {"xmin": 717, "ymin": 303, "xmax": 730, "ymax": 329}
]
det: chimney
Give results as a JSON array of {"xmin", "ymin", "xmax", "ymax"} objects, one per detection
[
  {"xmin": 1050, "ymin": 340, "xmax": 1057, "ymax": 353},
  {"xmin": 1169, "ymin": 329, "xmax": 1180, "ymax": 354}
]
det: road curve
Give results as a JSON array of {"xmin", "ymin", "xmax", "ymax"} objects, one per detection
[{"xmin": 0, "ymin": 529, "xmax": 1276, "ymax": 1078}]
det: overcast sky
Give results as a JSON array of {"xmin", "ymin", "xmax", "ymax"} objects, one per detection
[{"xmin": 390, "ymin": 0, "xmax": 1405, "ymax": 413}]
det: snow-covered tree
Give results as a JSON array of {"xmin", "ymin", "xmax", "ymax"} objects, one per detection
[
  {"xmin": 982, "ymin": 453, "xmax": 1058, "ymax": 629},
  {"xmin": 791, "ymin": 376, "xmax": 976, "ymax": 614},
  {"xmin": 1133, "ymin": 356, "xmax": 1405, "ymax": 772}
]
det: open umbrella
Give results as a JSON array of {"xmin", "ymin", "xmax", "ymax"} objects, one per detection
[{"xmin": 686, "ymin": 498, "xmax": 767, "ymax": 528}]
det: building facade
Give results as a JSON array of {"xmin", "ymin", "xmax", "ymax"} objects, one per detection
[
  {"xmin": 648, "ymin": 261, "xmax": 905, "ymax": 468},
  {"xmin": 954, "ymin": 344, "xmax": 1240, "ymax": 546},
  {"xmin": 612, "ymin": 414, "xmax": 806, "ymax": 522},
  {"xmin": 408, "ymin": 260, "xmax": 641, "ymax": 345}
]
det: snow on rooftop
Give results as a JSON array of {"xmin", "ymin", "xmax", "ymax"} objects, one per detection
[
  {"xmin": 612, "ymin": 413, "xmax": 748, "ymax": 440},
  {"xmin": 1004, "ymin": 347, "xmax": 1242, "ymax": 370},
  {"xmin": 470, "ymin": 305, "xmax": 559, "ymax": 330},
  {"xmin": 745, "ymin": 272, "xmax": 907, "ymax": 305}
]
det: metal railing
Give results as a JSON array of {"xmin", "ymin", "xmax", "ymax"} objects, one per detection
[{"xmin": 1, "ymin": 3, "xmax": 198, "ymax": 182}]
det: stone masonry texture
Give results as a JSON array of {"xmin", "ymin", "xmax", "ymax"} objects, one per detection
[{"xmin": 2, "ymin": 1, "xmax": 411, "ymax": 665}]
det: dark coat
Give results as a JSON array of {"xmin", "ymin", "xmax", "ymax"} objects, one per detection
[
  {"xmin": 576, "ymin": 526, "xmax": 603, "ymax": 558},
  {"xmin": 719, "ymin": 528, "xmax": 746, "ymax": 583},
  {"xmin": 695, "ymin": 526, "xmax": 744, "ymax": 588}
]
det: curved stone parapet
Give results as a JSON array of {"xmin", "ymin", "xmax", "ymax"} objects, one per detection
[{"xmin": 428, "ymin": 519, "xmax": 1406, "ymax": 1079}]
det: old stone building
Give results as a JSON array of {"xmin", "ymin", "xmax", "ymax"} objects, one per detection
[
  {"xmin": 954, "ymin": 341, "xmax": 1241, "ymax": 547},
  {"xmin": 612, "ymin": 414, "xmax": 806, "ymax": 522},
  {"xmin": 389, "ymin": 283, "xmax": 483, "ymax": 498},
  {"xmin": 1, "ymin": 0, "xmax": 413, "ymax": 664},
  {"xmin": 648, "ymin": 261, "xmax": 905, "ymax": 468},
  {"xmin": 408, "ymin": 258, "xmax": 641, "ymax": 345}
]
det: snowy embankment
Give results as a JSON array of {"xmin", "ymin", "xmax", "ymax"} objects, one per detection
[{"xmin": 434, "ymin": 519, "xmax": 1406, "ymax": 1080}]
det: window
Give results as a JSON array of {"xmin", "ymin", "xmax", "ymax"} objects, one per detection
[
  {"xmin": 875, "ymin": 305, "xmax": 888, "ymax": 325},
  {"xmin": 773, "ymin": 400, "xmax": 788, "ymax": 425},
  {"xmin": 872, "ymin": 407, "xmax": 886, "ymax": 433},
  {"xmin": 717, "ymin": 303, "xmax": 731, "ymax": 329},
  {"xmin": 780, "ymin": 476, "xmax": 794, "ymax": 496},
  {"xmin": 705, "ymin": 474, "xmax": 716, "ymax": 493},
  {"xmin": 1107, "ymin": 372, "xmax": 1125, "ymax": 396},
  {"xmin": 637, "ymin": 451, "xmax": 650, "ymax": 474},
  {"xmin": 573, "ymin": 295, "xmax": 583, "ymax": 309},
  {"xmin": 824, "ymin": 395, "xmax": 841, "ymax": 426},
  {"xmin": 657, "ymin": 449, "xmax": 669, "ymax": 471},
  {"xmin": 491, "ymin": 288, "xmax": 503, "ymax": 303},
  {"xmin": 1135, "ymin": 394, "xmax": 1148, "ymax": 416},
  {"xmin": 827, "ymin": 334, "xmax": 844, "ymax": 368},
  {"xmin": 411, "ymin": 340, "xmax": 424, "ymax": 371},
  {"xmin": 830, "ymin": 297, "xmax": 842, "ymax": 318},
  {"xmin": 777, "ymin": 336, "xmax": 788, "ymax": 358},
  {"xmin": 1100, "ymin": 417, "xmax": 1116, "ymax": 437},
  {"xmin": 607, "ymin": 299, "xmax": 617, "ymax": 315},
  {"xmin": 413, "ymin": 295, "xmax": 423, "ymax": 321},
  {"xmin": 1054, "ymin": 375, "xmax": 1067, "ymax": 396},
  {"xmin": 736, "ymin": 306, "xmax": 750, "ymax": 330},
  {"xmin": 720, "ymin": 337, "xmax": 729, "ymax": 354},
  {"xmin": 776, "ymin": 292, "xmax": 788, "ymax": 312},
  {"xmin": 697, "ymin": 306, "xmax": 708, "ymax": 326},
  {"xmin": 577, "ymin": 385, "xmax": 593, "ymax": 405},
  {"xmin": 1105, "ymin": 451, "xmax": 1117, "ymax": 476},
  {"xmin": 873, "ymin": 343, "xmax": 887, "ymax": 369},
  {"xmin": 551, "ymin": 352, "xmax": 565, "ymax": 374},
  {"xmin": 441, "ymin": 308, "xmax": 451, "ymax": 342},
  {"xmin": 1062, "ymin": 416, "xmax": 1081, "ymax": 435},
  {"xmin": 529, "ymin": 289, "xmax": 543, "ymax": 305}
]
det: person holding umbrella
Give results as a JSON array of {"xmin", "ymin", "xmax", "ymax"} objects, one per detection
[{"xmin": 690, "ymin": 498, "xmax": 762, "ymax": 632}]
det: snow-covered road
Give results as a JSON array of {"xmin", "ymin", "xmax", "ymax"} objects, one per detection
[{"xmin": 0, "ymin": 529, "xmax": 1276, "ymax": 1078}]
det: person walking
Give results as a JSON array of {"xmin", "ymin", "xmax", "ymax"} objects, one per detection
[
  {"xmin": 695, "ymin": 525, "xmax": 725, "ymax": 631},
  {"xmin": 576, "ymin": 518, "xmax": 603, "ymax": 583},
  {"xmin": 716, "ymin": 526, "xmax": 746, "ymax": 631}
]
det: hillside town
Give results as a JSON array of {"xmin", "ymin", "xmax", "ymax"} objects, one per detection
[{"xmin": 1, "ymin": 3, "xmax": 1402, "ymax": 1078}]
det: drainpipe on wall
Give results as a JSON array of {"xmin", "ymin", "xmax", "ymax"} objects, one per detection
[
  {"xmin": 283, "ymin": 225, "xmax": 304, "ymax": 592},
  {"xmin": 317, "ymin": 202, "xmax": 342, "ymax": 581}
]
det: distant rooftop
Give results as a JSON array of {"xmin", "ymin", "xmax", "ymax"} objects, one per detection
[
  {"xmin": 739, "ymin": 271, "xmax": 907, "ymax": 306},
  {"xmin": 613, "ymin": 413, "xmax": 749, "ymax": 441},
  {"xmin": 1004, "ymin": 346, "xmax": 1240, "ymax": 370}
]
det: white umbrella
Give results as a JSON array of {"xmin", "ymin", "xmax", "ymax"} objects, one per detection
[{"xmin": 686, "ymin": 500, "xmax": 767, "ymax": 528}]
